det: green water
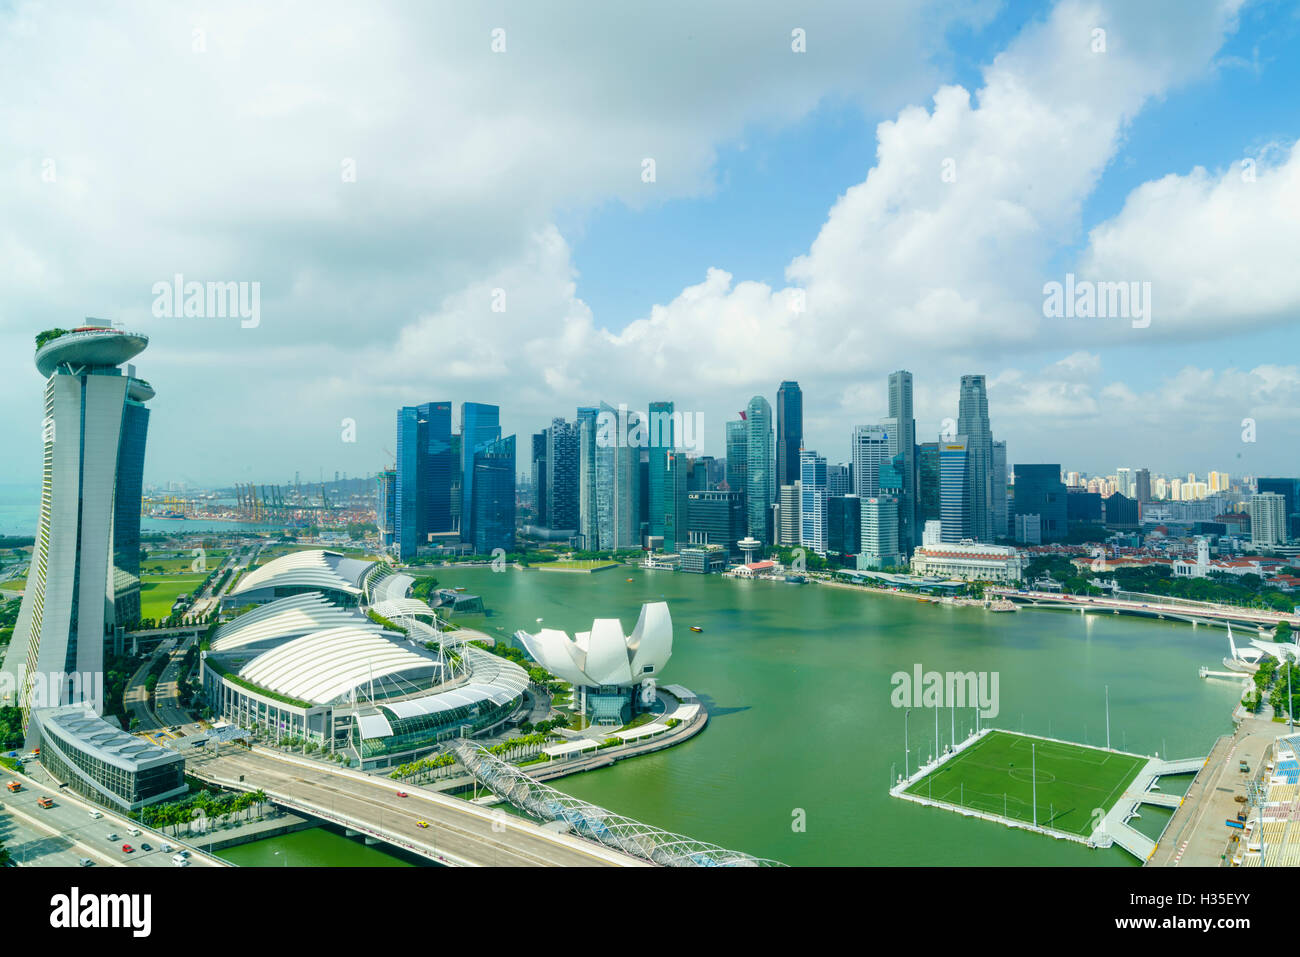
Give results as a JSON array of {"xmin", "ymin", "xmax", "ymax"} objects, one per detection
[
  {"xmin": 218, "ymin": 825, "xmax": 416, "ymax": 867},
  {"xmin": 432, "ymin": 566, "xmax": 1240, "ymax": 866}
]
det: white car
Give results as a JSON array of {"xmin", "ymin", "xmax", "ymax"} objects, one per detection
[
  {"xmin": 171, "ymin": 854, "xmax": 190, "ymax": 867},
  {"xmin": 88, "ymin": 810, "xmax": 103, "ymax": 819}
]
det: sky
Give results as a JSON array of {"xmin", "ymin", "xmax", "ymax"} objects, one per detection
[{"xmin": 0, "ymin": 0, "xmax": 1297, "ymax": 489}]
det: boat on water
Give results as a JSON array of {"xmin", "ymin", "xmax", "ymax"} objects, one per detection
[
  {"xmin": 626, "ymin": 578, "xmax": 634, "ymax": 583},
  {"xmin": 155, "ymin": 511, "xmax": 186, "ymax": 520},
  {"xmin": 690, "ymin": 626, "xmax": 703, "ymax": 633}
]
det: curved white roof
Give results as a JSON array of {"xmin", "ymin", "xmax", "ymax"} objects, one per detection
[
  {"xmin": 371, "ymin": 573, "xmax": 414, "ymax": 604},
  {"xmin": 371, "ymin": 598, "xmax": 438, "ymax": 621},
  {"xmin": 230, "ymin": 549, "xmax": 374, "ymax": 599},
  {"xmin": 518, "ymin": 602, "xmax": 672, "ymax": 687},
  {"xmin": 211, "ymin": 593, "xmax": 384, "ymax": 653},
  {"xmin": 379, "ymin": 646, "xmax": 528, "ymax": 722},
  {"xmin": 238, "ymin": 627, "xmax": 437, "ymax": 704}
]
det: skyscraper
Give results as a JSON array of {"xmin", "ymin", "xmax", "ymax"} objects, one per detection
[
  {"xmin": 827, "ymin": 463, "xmax": 851, "ymax": 499},
  {"xmin": 1249, "ymin": 492, "xmax": 1288, "ymax": 547},
  {"xmin": 531, "ymin": 430, "xmax": 549, "ymax": 526},
  {"xmin": 2, "ymin": 323, "xmax": 152, "ymax": 720},
  {"xmin": 776, "ymin": 381, "xmax": 803, "ymax": 488},
  {"xmin": 395, "ymin": 401, "xmax": 453, "ymax": 559},
  {"xmin": 471, "ymin": 434, "xmax": 516, "ymax": 553},
  {"xmin": 860, "ymin": 496, "xmax": 901, "ymax": 569},
  {"xmin": 800, "ymin": 450, "xmax": 828, "ymax": 556},
  {"xmin": 939, "ymin": 436, "xmax": 970, "ymax": 543},
  {"xmin": 594, "ymin": 403, "xmax": 641, "ymax": 549},
  {"xmin": 576, "ymin": 406, "xmax": 599, "ymax": 548},
  {"xmin": 991, "ymin": 440, "xmax": 1008, "ymax": 540},
  {"xmin": 546, "ymin": 418, "xmax": 580, "ymax": 531},
  {"xmin": 1135, "ymin": 468, "xmax": 1152, "ymax": 504},
  {"xmin": 460, "ymin": 402, "xmax": 502, "ymax": 547},
  {"xmin": 852, "ymin": 423, "xmax": 893, "ymax": 498},
  {"xmin": 887, "ymin": 370, "xmax": 917, "ymax": 553},
  {"xmin": 375, "ymin": 469, "xmax": 397, "ymax": 547},
  {"xmin": 663, "ymin": 450, "xmax": 692, "ymax": 552},
  {"xmin": 647, "ymin": 400, "xmax": 674, "ymax": 537},
  {"xmin": 395, "ymin": 406, "xmax": 421, "ymax": 559},
  {"xmin": 1012, "ymin": 464, "xmax": 1066, "ymax": 542},
  {"xmin": 112, "ymin": 372, "xmax": 152, "ymax": 625},
  {"xmin": 918, "ymin": 442, "xmax": 940, "ymax": 522},
  {"xmin": 745, "ymin": 396, "xmax": 774, "ymax": 545},
  {"xmin": 725, "ymin": 418, "xmax": 748, "ymax": 497},
  {"xmin": 956, "ymin": 375, "xmax": 994, "ymax": 542}
]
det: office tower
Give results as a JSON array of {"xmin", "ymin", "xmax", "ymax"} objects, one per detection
[
  {"xmin": 827, "ymin": 463, "xmax": 851, "ymax": 499},
  {"xmin": 576, "ymin": 406, "xmax": 599, "ymax": 547},
  {"xmin": 1135, "ymin": 468, "xmax": 1152, "ymax": 504},
  {"xmin": 1115, "ymin": 467, "xmax": 1133, "ymax": 498},
  {"xmin": 470, "ymin": 434, "xmax": 516, "ymax": 553},
  {"xmin": 419, "ymin": 402, "xmax": 454, "ymax": 534},
  {"xmin": 2, "ymin": 324, "xmax": 152, "ymax": 719},
  {"xmin": 745, "ymin": 396, "xmax": 775, "ymax": 544},
  {"xmin": 1257, "ymin": 478, "xmax": 1300, "ymax": 541},
  {"xmin": 956, "ymin": 374, "xmax": 994, "ymax": 542},
  {"xmin": 448, "ymin": 433, "xmax": 463, "ymax": 534},
  {"xmin": 663, "ymin": 450, "xmax": 692, "ymax": 552},
  {"xmin": 1012, "ymin": 464, "xmax": 1067, "ymax": 542},
  {"xmin": 918, "ymin": 442, "xmax": 940, "ymax": 522},
  {"xmin": 852, "ymin": 423, "xmax": 892, "ymax": 498},
  {"xmin": 531, "ymin": 430, "xmax": 549, "ymax": 526},
  {"xmin": 647, "ymin": 400, "xmax": 674, "ymax": 537},
  {"xmin": 375, "ymin": 469, "xmax": 397, "ymax": 547},
  {"xmin": 778, "ymin": 483, "xmax": 801, "ymax": 547},
  {"xmin": 395, "ymin": 407, "xmax": 421, "ymax": 559},
  {"xmin": 888, "ymin": 370, "xmax": 917, "ymax": 552},
  {"xmin": 1249, "ymin": 492, "xmax": 1288, "ymax": 547},
  {"xmin": 776, "ymin": 381, "xmax": 803, "ymax": 488},
  {"xmin": 828, "ymin": 495, "xmax": 861, "ymax": 556},
  {"xmin": 687, "ymin": 490, "xmax": 746, "ymax": 558},
  {"xmin": 112, "ymin": 370, "xmax": 151, "ymax": 625},
  {"xmin": 725, "ymin": 418, "xmax": 748, "ymax": 496},
  {"xmin": 991, "ymin": 440, "xmax": 1008, "ymax": 540},
  {"xmin": 546, "ymin": 418, "xmax": 580, "ymax": 531},
  {"xmin": 859, "ymin": 496, "xmax": 901, "ymax": 569},
  {"xmin": 939, "ymin": 436, "xmax": 970, "ymax": 543},
  {"xmin": 594, "ymin": 403, "xmax": 642, "ymax": 549},
  {"xmin": 689, "ymin": 455, "xmax": 716, "ymax": 492},
  {"xmin": 460, "ymin": 402, "xmax": 502, "ymax": 547},
  {"xmin": 1104, "ymin": 492, "xmax": 1139, "ymax": 529},
  {"xmin": 799, "ymin": 450, "xmax": 828, "ymax": 556}
]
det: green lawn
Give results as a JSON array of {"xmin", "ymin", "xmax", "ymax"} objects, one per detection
[
  {"xmin": 540, "ymin": 559, "xmax": 619, "ymax": 571},
  {"xmin": 904, "ymin": 730, "xmax": 1147, "ymax": 837},
  {"xmin": 139, "ymin": 575, "xmax": 208, "ymax": 619}
]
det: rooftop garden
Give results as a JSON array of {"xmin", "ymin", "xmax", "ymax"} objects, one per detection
[{"xmin": 35, "ymin": 328, "xmax": 69, "ymax": 350}]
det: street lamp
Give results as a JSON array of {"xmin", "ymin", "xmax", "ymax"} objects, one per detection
[{"xmin": 904, "ymin": 709, "xmax": 911, "ymax": 780}]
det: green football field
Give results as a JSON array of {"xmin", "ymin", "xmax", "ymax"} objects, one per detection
[{"xmin": 903, "ymin": 730, "xmax": 1147, "ymax": 837}]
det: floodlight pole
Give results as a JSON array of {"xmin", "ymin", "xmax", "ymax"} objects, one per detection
[
  {"xmin": 1105, "ymin": 685, "xmax": 1111, "ymax": 751},
  {"xmin": 1032, "ymin": 743, "xmax": 1037, "ymax": 827},
  {"xmin": 951, "ymin": 702, "xmax": 955, "ymax": 751},
  {"xmin": 935, "ymin": 706, "xmax": 940, "ymax": 759},
  {"xmin": 904, "ymin": 709, "xmax": 911, "ymax": 780}
]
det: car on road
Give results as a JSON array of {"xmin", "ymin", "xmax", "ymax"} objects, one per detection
[
  {"xmin": 121, "ymin": 844, "xmax": 134, "ymax": 854},
  {"xmin": 171, "ymin": 854, "xmax": 190, "ymax": 867},
  {"xmin": 140, "ymin": 842, "xmax": 152, "ymax": 852},
  {"xmin": 415, "ymin": 820, "xmax": 429, "ymax": 828},
  {"xmin": 36, "ymin": 796, "xmax": 53, "ymax": 809},
  {"xmin": 88, "ymin": 810, "xmax": 103, "ymax": 819},
  {"xmin": 78, "ymin": 858, "xmax": 94, "ymax": 867},
  {"xmin": 106, "ymin": 833, "xmax": 119, "ymax": 842},
  {"xmin": 396, "ymin": 791, "xmax": 408, "ymax": 798},
  {"xmin": 161, "ymin": 843, "xmax": 174, "ymax": 853}
]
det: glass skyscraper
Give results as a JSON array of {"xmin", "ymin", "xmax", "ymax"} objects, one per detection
[
  {"xmin": 725, "ymin": 418, "xmax": 748, "ymax": 501},
  {"xmin": 460, "ymin": 402, "xmax": 502, "ymax": 547},
  {"xmin": 776, "ymin": 381, "xmax": 803, "ymax": 488},
  {"xmin": 939, "ymin": 437, "xmax": 970, "ymax": 544},
  {"xmin": 799, "ymin": 449, "xmax": 827, "ymax": 556},
  {"xmin": 112, "ymin": 377, "xmax": 151, "ymax": 625},
  {"xmin": 471, "ymin": 434, "xmax": 516, "ymax": 554},
  {"xmin": 395, "ymin": 401, "xmax": 453, "ymax": 560},
  {"xmin": 647, "ymin": 400, "xmax": 674, "ymax": 537},
  {"xmin": 745, "ymin": 396, "xmax": 774, "ymax": 545},
  {"xmin": 546, "ymin": 417, "xmax": 580, "ymax": 531},
  {"xmin": 956, "ymin": 374, "xmax": 994, "ymax": 542},
  {"xmin": 888, "ymin": 370, "xmax": 917, "ymax": 554}
]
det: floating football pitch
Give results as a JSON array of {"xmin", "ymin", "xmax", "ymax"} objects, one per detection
[{"xmin": 903, "ymin": 730, "xmax": 1147, "ymax": 837}]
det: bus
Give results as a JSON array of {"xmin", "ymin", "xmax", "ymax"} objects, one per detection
[
  {"xmin": 6, "ymin": 781, "xmax": 21, "ymax": 793},
  {"xmin": 36, "ymin": 796, "xmax": 53, "ymax": 809}
]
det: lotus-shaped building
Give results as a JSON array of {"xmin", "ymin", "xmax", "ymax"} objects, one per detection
[{"xmin": 517, "ymin": 602, "xmax": 672, "ymax": 726}]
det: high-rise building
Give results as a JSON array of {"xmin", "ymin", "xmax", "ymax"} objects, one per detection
[
  {"xmin": 112, "ymin": 372, "xmax": 152, "ymax": 625},
  {"xmin": 395, "ymin": 406, "xmax": 421, "ymax": 559},
  {"xmin": 2, "ymin": 324, "xmax": 153, "ymax": 720},
  {"xmin": 828, "ymin": 495, "xmax": 861, "ymax": 556},
  {"xmin": 460, "ymin": 402, "xmax": 502, "ymax": 548},
  {"xmin": 1257, "ymin": 478, "xmax": 1300, "ymax": 541},
  {"xmin": 1249, "ymin": 492, "xmax": 1288, "ymax": 547},
  {"xmin": 888, "ymin": 370, "xmax": 917, "ymax": 553},
  {"xmin": 776, "ymin": 381, "xmax": 803, "ymax": 488},
  {"xmin": 1013, "ymin": 465, "xmax": 1067, "ymax": 542},
  {"xmin": 991, "ymin": 440, "xmax": 1008, "ymax": 540},
  {"xmin": 1115, "ymin": 467, "xmax": 1133, "ymax": 499},
  {"xmin": 859, "ymin": 496, "xmax": 901, "ymax": 569},
  {"xmin": 778, "ymin": 483, "xmax": 801, "ymax": 547},
  {"xmin": 375, "ymin": 469, "xmax": 397, "ymax": 547},
  {"xmin": 939, "ymin": 437, "xmax": 970, "ymax": 544},
  {"xmin": 546, "ymin": 418, "xmax": 580, "ymax": 531},
  {"xmin": 663, "ymin": 450, "xmax": 692, "ymax": 552},
  {"xmin": 576, "ymin": 406, "xmax": 599, "ymax": 548},
  {"xmin": 918, "ymin": 442, "xmax": 940, "ymax": 522},
  {"xmin": 852, "ymin": 423, "xmax": 893, "ymax": 498},
  {"xmin": 827, "ymin": 463, "xmax": 851, "ymax": 499},
  {"xmin": 395, "ymin": 401, "xmax": 453, "ymax": 559},
  {"xmin": 647, "ymin": 400, "xmax": 675, "ymax": 537},
  {"xmin": 800, "ymin": 450, "xmax": 828, "ymax": 556},
  {"xmin": 686, "ymin": 490, "xmax": 745, "ymax": 558},
  {"xmin": 1104, "ymin": 492, "xmax": 1139, "ymax": 529},
  {"xmin": 1135, "ymin": 468, "xmax": 1152, "ymax": 504},
  {"xmin": 725, "ymin": 418, "xmax": 748, "ymax": 497},
  {"xmin": 595, "ymin": 403, "xmax": 642, "ymax": 549},
  {"xmin": 531, "ymin": 430, "xmax": 549, "ymax": 526},
  {"xmin": 956, "ymin": 375, "xmax": 994, "ymax": 542},
  {"xmin": 745, "ymin": 396, "xmax": 774, "ymax": 544},
  {"xmin": 470, "ymin": 434, "xmax": 516, "ymax": 554}
]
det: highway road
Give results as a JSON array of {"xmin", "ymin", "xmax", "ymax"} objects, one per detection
[
  {"xmin": 0, "ymin": 769, "xmax": 223, "ymax": 867},
  {"xmin": 186, "ymin": 747, "xmax": 646, "ymax": 867},
  {"xmin": 154, "ymin": 636, "xmax": 198, "ymax": 728}
]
